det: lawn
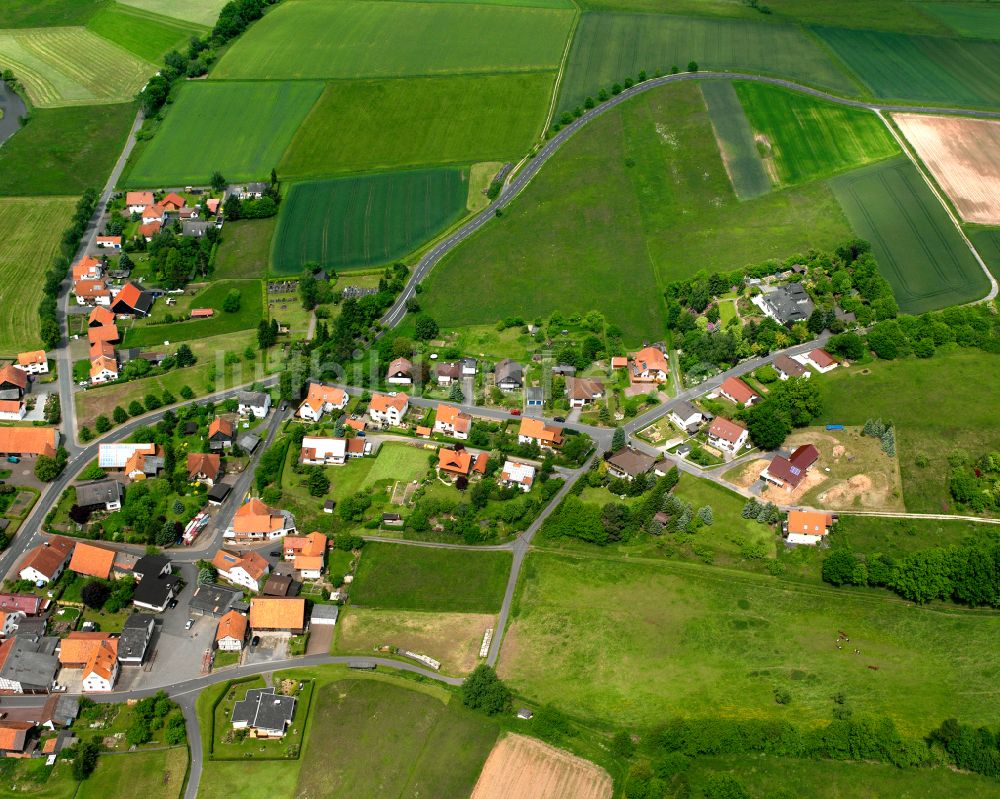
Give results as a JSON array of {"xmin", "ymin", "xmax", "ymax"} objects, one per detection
[
  {"xmin": 0, "ymin": 0, "xmax": 107, "ymax": 28},
  {"xmin": 0, "ymin": 103, "xmax": 136, "ymax": 196},
  {"xmin": 211, "ymin": 0, "xmax": 573, "ymax": 80},
  {"xmin": 832, "ymin": 514, "xmax": 1000, "ymax": 559},
  {"xmin": 86, "ymin": 4, "xmax": 205, "ymax": 63},
  {"xmin": 422, "ymin": 82, "xmax": 851, "ymax": 344},
  {"xmin": 77, "ymin": 748, "xmax": 187, "ymax": 799},
  {"xmin": 197, "ymin": 762, "xmax": 298, "ymax": 799},
  {"xmin": 351, "ymin": 541, "xmax": 511, "ymax": 613},
  {"xmin": 306, "ymin": 442, "xmax": 432, "ymax": 503},
  {"xmin": 700, "ymin": 80, "xmax": 770, "ymax": 199},
  {"xmin": 557, "ymin": 13, "xmax": 859, "ymax": 111},
  {"xmin": 122, "ymin": 80, "xmax": 324, "ymax": 187},
  {"xmin": 814, "ymin": 26, "xmax": 1000, "ymax": 107},
  {"xmin": 272, "ymin": 170, "xmax": 469, "ymax": 273},
  {"xmin": 294, "ymin": 679, "xmax": 497, "ymax": 799},
  {"xmin": 277, "ymin": 73, "xmax": 554, "ymax": 178},
  {"xmin": 117, "ymin": 0, "xmax": 230, "ymax": 27},
  {"xmin": 0, "ymin": 760, "xmax": 78, "ymax": 799},
  {"xmin": 500, "ymin": 551, "xmax": 1000, "ymax": 732},
  {"xmin": 0, "ymin": 27, "xmax": 154, "ymax": 108},
  {"xmin": 814, "ymin": 348, "xmax": 1000, "ymax": 514},
  {"xmin": 921, "ymin": 2, "xmax": 1000, "ymax": 39},
  {"xmin": 0, "ymin": 196, "xmax": 77, "ymax": 352},
  {"xmin": 122, "ymin": 280, "xmax": 263, "ymax": 346},
  {"xmin": 212, "ymin": 218, "xmax": 276, "ymax": 280},
  {"xmin": 734, "ymin": 80, "xmax": 899, "ymax": 186},
  {"xmin": 208, "ymin": 677, "xmax": 312, "ymax": 760},
  {"xmin": 830, "ymin": 156, "xmax": 991, "ymax": 313}
]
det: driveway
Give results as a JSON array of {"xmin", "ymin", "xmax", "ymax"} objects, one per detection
[
  {"xmin": 243, "ymin": 634, "xmax": 290, "ymax": 666},
  {"xmin": 306, "ymin": 625, "xmax": 333, "ymax": 656},
  {"xmin": 23, "ymin": 393, "xmax": 48, "ymax": 423}
]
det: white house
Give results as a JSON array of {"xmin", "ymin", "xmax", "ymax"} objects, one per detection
[
  {"xmin": 566, "ymin": 377, "xmax": 605, "ymax": 408},
  {"xmin": 126, "ymin": 191, "xmax": 154, "ymax": 214},
  {"xmin": 795, "ymin": 348, "xmax": 839, "ymax": 374},
  {"xmin": 707, "ymin": 417, "xmax": 749, "ymax": 455},
  {"xmin": 15, "ymin": 351, "xmax": 48, "ymax": 375},
  {"xmin": 81, "ymin": 640, "xmax": 119, "ymax": 693},
  {"xmin": 434, "ymin": 404, "xmax": 471, "ymax": 440},
  {"xmin": 216, "ymin": 611, "xmax": 247, "ymax": 652},
  {"xmin": 297, "ymin": 383, "xmax": 348, "ymax": 422},
  {"xmin": 499, "ymin": 460, "xmax": 535, "ymax": 492},
  {"xmin": 140, "ymin": 205, "xmax": 166, "ymax": 225},
  {"xmin": 630, "ymin": 346, "xmax": 669, "ymax": 383},
  {"xmin": 368, "ymin": 393, "xmax": 408, "ymax": 427},
  {"xmin": 784, "ymin": 510, "xmax": 836, "ymax": 546},
  {"xmin": 18, "ymin": 537, "xmax": 74, "ymax": 585},
  {"xmin": 212, "ymin": 550, "xmax": 269, "ymax": 593},
  {"xmin": 668, "ymin": 400, "xmax": 703, "ymax": 432},
  {"xmin": 0, "ymin": 611, "xmax": 25, "ymax": 637},
  {"xmin": 0, "ymin": 401, "xmax": 25, "ymax": 422},
  {"xmin": 300, "ymin": 436, "xmax": 346, "ymax": 466},
  {"xmin": 238, "ymin": 390, "xmax": 271, "ymax": 419}
]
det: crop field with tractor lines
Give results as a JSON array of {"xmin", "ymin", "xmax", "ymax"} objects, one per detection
[{"xmin": 85, "ymin": 4, "xmax": 206, "ymax": 63}]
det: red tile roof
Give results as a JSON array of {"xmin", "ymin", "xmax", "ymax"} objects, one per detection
[
  {"xmin": 708, "ymin": 417, "xmax": 747, "ymax": 444},
  {"xmin": 719, "ymin": 377, "xmax": 759, "ymax": 405},
  {"xmin": 0, "ymin": 427, "xmax": 57, "ymax": 457}
]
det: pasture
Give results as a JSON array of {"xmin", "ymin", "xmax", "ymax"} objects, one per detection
[
  {"xmin": 895, "ymin": 113, "xmax": 1000, "ymax": 225},
  {"xmin": 272, "ymin": 170, "xmax": 468, "ymax": 273},
  {"xmin": 734, "ymin": 81, "xmax": 899, "ymax": 186},
  {"xmin": 351, "ymin": 542, "xmax": 511, "ymax": 613},
  {"xmin": 814, "ymin": 27, "xmax": 1000, "ymax": 107},
  {"xmin": 0, "ymin": 102, "xmax": 136, "ymax": 196},
  {"xmin": 830, "ymin": 156, "xmax": 990, "ymax": 313},
  {"xmin": 0, "ymin": 27, "xmax": 154, "ymax": 107},
  {"xmin": 921, "ymin": 2, "xmax": 1000, "ymax": 39},
  {"xmin": 295, "ymin": 679, "xmax": 497, "ymax": 799},
  {"xmin": 278, "ymin": 73, "xmax": 554, "ymax": 177},
  {"xmin": 815, "ymin": 349, "xmax": 1000, "ymax": 514},
  {"xmin": 558, "ymin": 13, "xmax": 859, "ymax": 110},
  {"xmin": 211, "ymin": 0, "xmax": 573, "ymax": 80},
  {"xmin": 700, "ymin": 80, "xmax": 770, "ymax": 199},
  {"xmin": 212, "ymin": 218, "xmax": 275, "ymax": 280},
  {"xmin": 122, "ymin": 81, "xmax": 323, "ymax": 187},
  {"xmin": 76, "ymin": 748, "xmax": 187, "ymax": 799},
  {"xmin": 500, "ymin": 551, "xmax": 1000, "ymax": 731},
  {"xmin": 0, "ymin": 0, "xmax": 106, "ymax": 28},
  {"xmin": 117, "ymin": 0, "xmax": 229, "ymax": 26},
  {"xmin": 86, "ymin": 4, "xmax": 205, "ymax": 63},
  {"xmin": 0, "ymin": 197, "xmax": 76, "ymax": 352}
]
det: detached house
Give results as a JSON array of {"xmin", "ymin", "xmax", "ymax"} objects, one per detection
[
  {"xmin": 517, "ymin": 418, "xmax": 563, "ymax": 449},
  {"xmin": 761, "ymin": 444, "xmax": 820, "ymax": 491},
  {"xmin": 607, "ymin": 447, "xmax": 656, "ymax": 481},
  {"xmin": 216, "ymin": 611, "xmax": 248, "ymax": 652},
  {"xmin": 297, "ymin": 382, "xmax": 348, "ymax": 422},
  {"xmin": 630, "ymin": 346, "xmax": 669, "ymax": 383},
  {"xmin": 18, "ymin": 537, "xmax": 74, "ymax": 585},
  {"xmin": 139, "ymin": 220, "xmax": 161, "ymax": 241},
  {"xmin": 718, "ymin": 377, "xmax": 760, "ymax": 406},
  {"xmin": 72, "ymin": 256, "xmax": 103, "ymax": 282},
  {"xmin": 126, "ymin": 191, "xmax": 153, "ymax": 214},
  {"xmin": 499, "ymin": 460, "xmax": 535, "ymax": 492},
  {"xmin": 95, "ymin": 236, "xmax": 121, "ymax": 250},
  {"xmin": 283, "ymin": 532, "xmax": 327, "ymax": 579},
  {"xmin": 75, "ymin": 479, "xmax": 124, "ymax": 512},
  {"xmin": 231, "ymin": 687, "xmax": 296, "ymax": 738},
  {"xmin": 59, "ymin": 633, "xmax": 119, "ymax": 693},
  {"xmin": 784, "ymin": 510, "xmax": 836, "ymax": 546},
  {"xmin": 15, "ymin": 351, "xmax": 47, "ymax": 376},
  {"xmin": 140, "ymin": 205, "xmax": 166, "ymax": 225},
  {"xmin": 773, "ymin": 354, "xmax": 809, "ymax": 380},
  {"xmin": 89, "ymin": 342, "xmax": 118, "ymax": 384},
  {"xmin": 161, "ymin": 192, "xmax": 185, "ymax": 211},
  {"xmin": 237, "ymin": 390, "xmax": 271, "ymax": 419},
  {"xmin": 494, "ymin": 359, "xmax": 523, "ymax": 391},
  {"xmin": 566, "ymin": 377, "xmax": 605, "ymax": 408},
  {"xmin": 368, "ymin": 393, "xmax": 408, "ymax": 427},
  {"xmin": 213, "ymin": 550, "xmax": 269, "ymax": 593},
  {"xmin": 669, "ymin": 400, "xmax": 703, "ymax": 433},
  {"xmin": 707, "ymin": 417, "xmax": 749, "ymax": 455},
  {"xmin": 99, "ymin": 443, "xmax": 163, "ymax": 480},
  {"xmin": 110, "ymin": 283, "xmax": 153, "ymax": 318},
  {"xmin": 437, "ymin": 447, "xmax": 489, "ymax": 479},
  {"xmin": 434, "ymin": 403, "xmax": 471, "ymax": 440},
  {"xmin": 226, "ymin": 498, "xmax": 296, "ymax": 542},
  {"xmin": 797, "ymin": 348, "xmax": 839, "ymax": 373},
  {"xmin": 187, "ymin": 453, "xmax": 222, "ymax": 486},
  {"xmin": 208, "ymin": 417, "xmax": 234, "ymax": 450},
  {"xmin": 435, "ymin": 362, "xmax": 462, "ymax": 386},
  {"xmin": 386, "ymin": 357, "xmax": 414, "ymax": 386},
  {"xmin": 299, "ymin": 437, "xmax": 347, "ymax": 466}
]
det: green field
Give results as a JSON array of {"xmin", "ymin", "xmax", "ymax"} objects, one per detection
[
  {"xmin": 352, "ymin": 542, "xmax": 511, "ymax": 613},
  {"xmin": 422, "ymin": 82, "xmax": 851, "ymax": 343},
  {"xmin": 211, "ymin": 0, "xmax": 573, "ymax": 80},
  {"xmin": 0, "ymin": 0, "xmax": 107, "ymax": 28},
  {"xmin": 734, "ymin": 81, "xmax": 899, "ymax": 185},
  {"xmin": 0, "ymin": 197, "xmax": 77, "ymax": 352},
  {"xmin": 278, "ymin": 73, "xmax": 554, "ymax": 178},
  {"xmin": 117, "ymin": 0, "xmax": 229, "ymax": 26},
  {"xmin": 814, "ymin": 26, "xmax": 1000, "ymax": 107},
  {"xmin": 816, "ymin": 349, "xmax": 1000, "ymax": 514},
  {"xmin": 501, "ymin": 551, "xmax": 1000, "ymax": 731},
  {"xmin": 558, "ymin": 13, "xmax": 859, "ymax": 110},
  {"xmin": 0, "ymin": 27, "xmax": 154, "ymax": 107},
  {"xmin": 212, "ymin": 218, "xmax": 276, "ymax": 280},
  {"xmin": 77, "ymin": 748, "xmax": 187, "ymax": 799},
  {"xmin": 86, "ymin": 4, "xmax": 204, "ymax": 62},
  {"xmin": 197, "ymin": 762, "xmax": 297, "ymax": 799},
  {"xmin": 830, "ymin": 156, "xmax": 990, "ymax": 313},
  {"xmin": 0, "ymin": 761, "xmax": 78, "ymax": 799},
  {"xmin": 123, "ymin": 81, "xmax": 323, "ymax": 187},
  {"xmin": 833, "ymin": 514, "xmax": 1000, "ymax": 559},
  {"xmin": 700, "ymin": 80, "xmax": 770, "ymax": 199},
  {"xmin": 967, "ymin": 226, "xmax": 1000, "ymax": 281},
  {"xmin": 273, "ymin": 170, "xmax": 468, "ymax": 273},
  {"xmin": 296, "ymin": 679, "xmax": 497, "ymax": 799},
  {"xmin": 0, "ymin": 102, "xmax": 135, "ymax": 196},
  {"xmin": 298, "ymin": 442, "xmax": 433, "ymax": 504},
  {"xmin": 922, "ymin": 2, "xmax": 1000, "ymax": 39}
]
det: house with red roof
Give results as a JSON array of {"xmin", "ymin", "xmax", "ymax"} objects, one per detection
[
  {"xmin": 707, "ymin": 417, "xmax": 749, "ymax": 455},
  {"xmin": 630, "ymin": 346, "xmax": 669, "ymax": 383},
  {"xmin": 437, "ymin": 447, "xmax": 488, "ymax": 479},
  {"xmin": 95, "ymin": 236, "xmax": 121, "ymax": 250},
  {"xmin": 140, "ymin": 205, "xmax": 166, "ymax": 224},
  {"xmin": 73, "ymin": 278, "xmax": 111, "ymax": 307},
  {"xmin": 139, "ymin": 220, "xmax": 162, "ymax": 241},
  {"xmin": 126, "ymin": 191, "xmax": 154, "ymax": 214},
  {"xmin": 110, "ymin": 282, "xmax": 153, "ymax": 317},
  {"xmin": 72, "ymin": 256, "xmax": 103, "ymax": 282},
  {"xmin": 718, "ymin": 377, "xmax": 760, "ymax": 406},
  {"xmin": 368, "ymin": 393, "xmax": 408, "ymax": 427},
  {"xmin": 797, "ymin": 348, "xmax": 839, "ymax": 374},
  {"xmin": 161, "ymin": 192, "xmax": 185, "ymax": 211},
  {"xmin": 15, "ymin": 351, "xmax": 48, "ymax": 376},
  {"xmin": 297, "ymin": 382, "xmax": 348, "ymax": 422},
  {"xmin": 761, "ymin": 444, "xmax": 820, "ymax": 490},
  {"xmin": 434, "ymin": 403, "xmax": 471, "ymax": 440}
]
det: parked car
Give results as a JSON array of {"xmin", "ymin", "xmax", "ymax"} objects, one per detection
[
  {"xmin": 168, "ymin": 598, "xmax": 179, "ymax": 609},
  {"xmin": 251, "ymin": 635, "xmax": 261, "ymax": 648},
  {"xmin": 185, "ymin": 618, "xmax": 194, "ymax": 630},
  {"xmin": 509, "ymin": 408, "xmax": 521, "ymax": 416},
  {"xmin": 553, "ymin": 416, "xmax": 565, "ymax": 423},
  {"xmin": 269, "ymin": 550, "xmax": 281, "ymax": 557}
]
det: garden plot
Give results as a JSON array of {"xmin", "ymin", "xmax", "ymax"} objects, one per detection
[{"xmin": 471, "ymin": 734, "xmax": 612, "ymax": 799}]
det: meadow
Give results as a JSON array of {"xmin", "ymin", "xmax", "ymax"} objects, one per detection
[
  {"xmin": 76, "ymin": 748, "xmax": 186, "ymax": 799},
  {"xmin": 832, "ymin": 514, "xmax": 1000, "ymax": 559},
  {"xmin": 123, "ymin": 81, "xmax": 323, "ymax": 187},
  {"xmin": 351, "ymin": 542, "xmax": 511, "ymax": 613},
  {"xmin": 277, "ymin": 74, "xmax": 554, "ymax": 178},
  {"xmin": 500, "ymin": 552, "xmax": 1000, "ymax": 732},
  {"xmin": 815, "ymin": 348, "xmax": 1000, "ymax": 514},
  {"xmin": 272, "ymin": 170, "xmax": 468, "ymax": 273},
  {"xmin": 0, "ymin": 0, "xmax": 107, "ymax": 28},
  {"xmin": 921, "ymin": 1, "xmax": 1000, "ymax": 39},
  {"xmin": 211, "ymin": 0, "xmax": 573, "ymax": 80},
  {"xmin": 830, "ymin": 156, "xmax": 990, "ymax": 313},
  {"xmin": 117, "ymin": 0, "xmax": 229, "ymax": 26},
  {"xmin": 0, "ymin": 27, "xmax": 154, "ymax": 107},
  {"xmin": 212, "ymin": 218, "xmax": 275, "ymax": 280},
  {"xmin": 557, "ymin": 13, "xmax": 859, "ymax": 110},
  {"xmin": 814, "ymin": 26, "xmax": 1000, "ymax": 107},
  {"xmin": 700, "ymin": 80, "xmax": 770, "ymax": 199},
  {"xmin": 734, "ymin": 81, "xmax": 899, "ymax": 186},
  {"xmin": 86, "ymin": 4, "xmax": 205, "ymax": 63},
  {"xmin": 0, "ymin": 197, "xmax": 76, "ymax": 352},
  {"xmin": 0, "ymin": 102, "xmax": 136, "ymax": 196}
]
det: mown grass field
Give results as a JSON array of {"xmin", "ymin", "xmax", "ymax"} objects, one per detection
[
  {"xmin": 814, "ymin": 26, "xmax": 1000, "ymax": 107},
  {"xmin": 352, "ymin": 542, "xmax": 511, "ymax": 613},
  {"xmin": 0, "ymin": 760, "xmax": 78, "ymax": 799},
  {"xmin": 558, "ymin": 13, "xmax": 859, "ymax": 110},
  {"xmin": 272, "ymin": 170, "xmax": 468, "ymax": 273},
  {"xmin": 197, "ymin": 762, "xmax": 297, "ymax": 799},
  {"xmin": 0, "ymin": 197, "xmax": 76, "ymax": 352},
  {"xmin": 123, "ymin": 81, "xmax": 323, "ymax": 187},
  {"xmin": 501, "ymin": 551, "xmax": 1000, "ymax": 731},
  {"xmin": 278, "ymin": 73, "xmax": 554, "ymax": 178},
  {"xmin": 815, "ymin": 349, "xmax": 1000, "ymax": 515},
  {"xmin": 833, "ymin": 514, "xmax": 1000, "ymax": 559},
  {"xmin": 86, "ymin": 4, "xmax": 205, "ymax": 62},
  {"xmin": 830, "ymin": 156, "xmax": 989, "ymax": 313},
  {"xmin": 0, "ymin": 27, "xmax": 154, "ymax": 107},
  {"xmin": 212, "ymin": 218, "xmax": 276, "ymax": 280},
  {"xmin": 0, "ymin": 0, "xmax": 107, "ymax": 28},
  {"xmin": 422, "ymin": 82, "xmax": 851, "ymax": 343},
  {"xmin": 734, "ymin": 81, "xmax": 899, "ymax": 186},
  {"xmin": 212, "ymin": 0, "xmax": 573, "ymax": 80},
  {"xmin": 77, "ymin": 748, "xmax": 187, "ymax": 799},
  {"xmin": 117, "ymin": 0, "xmax": 229, "ymax": 26},
  {"xmin": 0, "ymin": 102, "xmax": 135, "ymax": 196},
  {"xmin": 921, "ymin": 2, "xmax": 1000, "ymax": 39},
  {"xmin": 700, "ymin": 80, "xmax": 770, "ymax": 199}
]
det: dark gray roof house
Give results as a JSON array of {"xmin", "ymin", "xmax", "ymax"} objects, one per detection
[
  {"xmin": 75, "ymin": 479, "xmax": 124, "ymax": 510},
  {"xmin": 494, "ymin": 359, "xmax": 523, "ymax": 390},
  {"xmin": 207, "ymin": 482, "xmax": 232, "ymax": 504},
  {"xmin": 118, "ymin": 614, "xmax": 155, "ymax": 664},
  {"xmin": 182, "ymin": 221, "xmax": 213, "ymax": 238},
  {"xmin": 132, "ymin": 573, "xmax": 179, "ymax": 612},
  {"xmin": 133, "ymin": 555, "xmax": 170, "ymax": 582},
  {"xmin": 189, "ymin": 583, "xmax": 242, "ymax": 617},
  {"xmin": 773, "ymin": 354, "xmax": 808, "ymax": 379},
  {"xmin": 606, "ymin": 446, "xmax": 656, "ymax": 481},
  {"xmin": 0, "ymin": 636, "xmax": 59, "ymax": 692},
  {"xmin": 231, "ymin": 688, "xmax": 296, "ymax": 737},
  {"xmin": 759, "ymin": 283, "xmax": 813, "ymax": 325}
]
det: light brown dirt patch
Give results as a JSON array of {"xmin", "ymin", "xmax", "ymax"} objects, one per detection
[
  {"xmin": 726, "ymin": 459, "xmax": 769, "ymax": 488},
  {"xmin": 470, "ymin": 733, "xmax": 613, "ymax": 799},
  {"xmin": 895, "ymin": 113, "xmax": 1000, "ymax": 224}
]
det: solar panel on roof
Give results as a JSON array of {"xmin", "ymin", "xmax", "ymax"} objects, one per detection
[{"xmin": 789, "ymin": 466, "xmax": 801, "ymax": 476}]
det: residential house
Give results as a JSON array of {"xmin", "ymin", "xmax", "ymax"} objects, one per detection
[
  {"xmin": 494, "ymin": 359, "xmax": 523, "ymax": 391},
  {"xmin": 707, "ymin": 417, "xmax": 749, "ymax": 455},
  {"xmin": 248, "ymin": 598, "xmax": 306, "ymax": 634},
  {"xmin": 226, "ymin": 498, "xmax": 296, "ymax": 542},
  {"xmin": 182, "ymin": 220, "xmax": 212, "ymax": 238},
  {"xmin": 215, "ymin": 611, "xmax": 248, "ymax": 652},
  {"xmin": 386, "ymin": 357, "xmax": 413, "ymax": 385},
  {"xmin": 630, "ymin": 346, "xmax": 669, "ymax": 383},
  {"xmin": 784, "ymin": 510, "xmax": 836, "ymax": 545},
  {"xmin": 0, "ymin": 721, "xmax": 34, "ymax": 755},
  {"xmin": 437, "ymin": 447, "xmax": 488, "ymax": 479},
  {"xmin": 231, "ymin": 687, "xmax": 296, "ymax": 738},
  {"xmin": 0, "ymin": 401, "xmax": 24, "ymax": 422},
  {"xmin": 761, "ymin": 444, "xmax": 820, "ymax": 491},
  {"xmin": 133, "ymin": 555, "xmax": 171, "ymax": 583},
  {"xmin": 282, "ymin": 532, "xmax": 327, "ymax": 578},
  {"xmin": 434, "ymin": 403, "xmax": 471, "ymax": 440},
  {"xmin": 208, "ymin": 417, "xmax": 234, "ymax": 450},
  {"xmin": 187, "ymin": 453, "xmax": 222, "ymax": 486},
  {"xmin": 0, "ymin": 595, "xmax": 42, "ymax": 617},
  {"xmin": 14, "ymin": 351, "xmax": 47, "ymax": 375},
  {"xmin": 460, "ymin": 358, "xmax": 477, "ymax": 376},
  {"xmin": 88, "ymin": 306, "xmax": 115, "ymax": 328},
  {"xmin": 112, "ymin": 551, "xmax": 139, "ymax": 580},
  {"xmin": 434, "ymin": 362, "xmax": 462, "ymax": 386},
  {"xmin": 87, "ymin": 322, "xmax": 119, "ymax": 347},
  {"xmin": 757, "ymin": 282, "xmax": 813, "ymax": 325},
  {"xmin": 0, "ymin": 636, "xmax": 59, "ymax": 693},
  {"xmin": 367, "ymin": 393, "xmax": 408, "ymax": 427},
  {"xmin": 178, "ymin": 207, "xmax": 199, "ymax": 220},
  {"xmin": 0, "ymin": 612, "xmax": 25, "ymax": 638},
  {"xmin": 0, "ymin": 428, "xmax": 58, "ymax": 459},
  {"xmin": 606, "ymin": 447, "xmax": 656, "ymax": 481},
  {"xmin": 75, "ymin": 479, "xmax": 124, "ymax": 512},
  {"xmin": 718, "ymin": 376, "xmax": 760, "ymax": 406},
  {"xmin": 499, "ymin": 460, "xmax": 535, "ymax": 492},
  {"xmin": 237, "ymin": 183, "xmax": 268, "ymax": 200},
  {"xmin": 89, "ymin": 342, "xmax": 118, "ymax": 384},
  {"xmin": 140, "ymin": 205, "xmax": 165, "ymax": 225},
  {"xmin": 237, "ymin": 390, "xmax": 271, "ymax": 419},
  {"xmin": 297, "ymin": 382, "xmax": 347, "ymax": 422},
  {"xmin": 161, "ymin": 192, "xmax": 185, "ymax": 211},
  {"xmin": 95, "ymin": 236, "xmax": 121, "ymax": 250},
  {"xmin": 68, "ymin": 543, "xmax": 116, "ymax": 581},
  {"xmin": 126, "ymin": 191, "xmax": 154, "ymax": 214},
  {"xmin": 212, "ymin": 550, "xmax": 269, "ymax": 593},
  {"xmin": 58, "ymin": 633, "xmax": 118, "ymax": 693},
  {"xmin": 132, "ymin": 571, "xmax": 179, "ymax": 613},
  {"xmin": 117, "ymin": 615, "xmax": 155, "ymax": 665},
  {"xmin": 773, "ymin": 354, "xmax": 809, "ymax": 380},
  {"xmin": 566, "ymin": 377, "xmax": 605, "ymax": 408},
  {"xmin": 797, "ymin": 348, "xmax": 839, "ymax": 373},
  {"xmin": 346, "ymin": 438, "xmax": 370, "ymax": 458},
  {"xmin": 668, "ymin": 400, "xmax": 703, "ymax": 433},
  {"xmin": 299, "ymin": 437, "xmax": 346, "ymax": 465},
  {"xmin": 517, "ymin": 418, "xmax": 563, "ymax": 449},
  {"xmin": 189, "ymin": 583, "xmax": 243, "ymax": 618},
  {"xmin": 18, "ymin": 537, "xmax": 74, "ymax": 585},
  {"xmin": 0, "ymin": 366, "xmax": 28, "ymax": 399},
  {"xmin": 98, "ymin": 443, "xmax": 163, "ymax": 480},
  {"xmin": 110, "ymin": 283, "xmax": 153, "ymax": 318},
  {"xmin": 72, "ymin": 256, "xmax": 103, "ymax": 282},
  {"xmin": 138, "ymin": 220, "xmax": 161, "ymax": 241}
]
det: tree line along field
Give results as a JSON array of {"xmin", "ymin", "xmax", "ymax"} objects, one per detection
[
  {"xmin": 830, "ymin": 156, "xmax": 990, "ymax": 313},
  {"xmin": 211, "ymin": 0, "xmax": 574, "ymax": 80},
  {"xmin": 500, "ymin": 552, "xmax": 1000, "ymax": 732},
  {"xmin": 272, "ymin": 169, "xmax": 468, "ymax": 273},
  {"xmin": 557, "ymin": 13, "xmax": 860, "ymax": 111},
  {"xmin": 85, "ymin": 4, "xmax": 206, "ymax": 63},
  {"xmin": 278, "ymin": 73, "xmax": 555, "ymax": 178},
  {"xmin": 0, "ymin": 197, "xmax": 78, "ymax": 352}
]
